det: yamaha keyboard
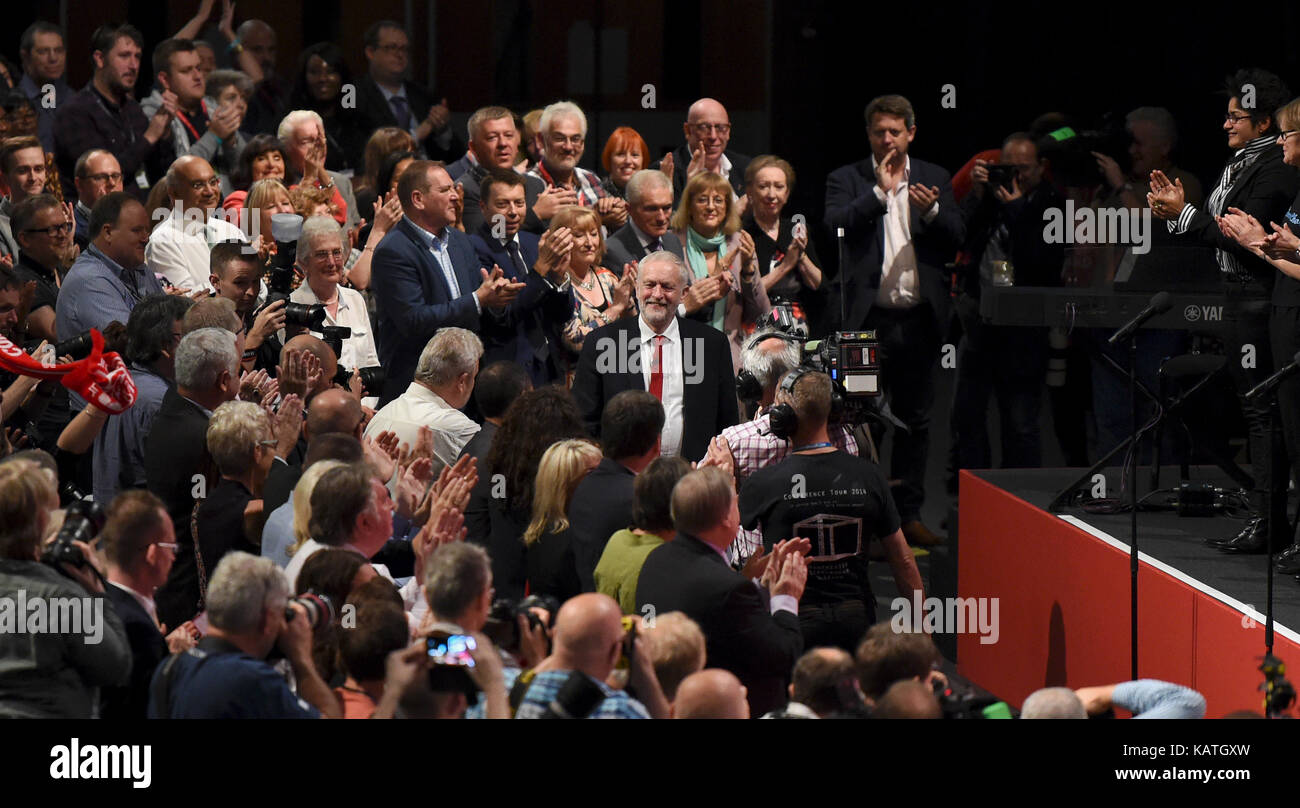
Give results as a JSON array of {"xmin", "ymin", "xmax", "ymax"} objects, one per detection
[{"xmin": 979, "ymin": 285, "xmax": 1227, "ymax": 331}]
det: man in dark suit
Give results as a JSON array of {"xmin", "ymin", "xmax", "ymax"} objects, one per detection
[
  {"xmin": 603, "ymin": 169, "xmax": 685, "ymax": 276},
  {"xmin": 469, "ymin": 168, "xmax": 574, "ymax": 386},
  {"xmin": 145, "ymin": 327, "xmax": 240, "ymax": 635},
  {"xmin": 636, "ymin": 467, "xmax": 807, "ymax": 716},
  {"xmin": 370, "ymin": 160, "xmax": 524, "ymax": 405},
  {"xmin": 657, "ymin": 98, "xmax": 751, "ymax": 200},
  {"xmin": 571, "ymin": 251, "xmax": 740, "ymax": 462},
  {"xmin": 455, "ymin": 106, "xmax": 563, "ymax": 235},
  {"xmin": 459, "ymin": 361, "xmax": 532, "ymax": 465},
  {"xmin": 824, "ymin": 94, "xmax": 965, "ymax": 547},
  {"xmin": 353, "ymin": 21, "xmax": 463, "ymax": 164},
  {"xmin": 100, "ymin": 490, "xmax": 198, "ymax": 719}
]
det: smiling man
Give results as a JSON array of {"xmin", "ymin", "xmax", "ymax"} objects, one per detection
[
  {"xmin": 526, "ymin": 100, "xmax": 625, "ymax": 229},
  {"xmin": 455, "ymin": 106, "xmax": 550, "ymax": 234},
  {"xmin": 660, "ymin": 98, "xmax": 751, "ymax": 200},
  {"xmin": 0, "ymin": 135, "xmax": 50, "ymax": 261},
  {"xmin": 145, "ymin": 155, "xmax": 246, "ymax": 292},
  {"xmin": 604, "ymin": 170, "xmax": 686, "ymax": 273}
]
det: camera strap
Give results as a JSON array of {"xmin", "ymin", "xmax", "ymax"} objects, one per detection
[
  {"xmin": 507, "ymin": 669, "xmax": 536, "ymax": 717},
  {"xmin": 191, "ymin": 500, "xmax": 209, "ymax": 612}
]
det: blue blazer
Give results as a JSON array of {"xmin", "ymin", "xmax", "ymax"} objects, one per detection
[
  {"xmin": 470, "ymin": 225, "xmax": 573, "ymax": 385},
  {"xmin": 371, "ymin": 217, "xmax": 483, "ymax": 404},
  {"xmin": 823, "ymin": 156, "xmax": 965, "ymax": 331}
]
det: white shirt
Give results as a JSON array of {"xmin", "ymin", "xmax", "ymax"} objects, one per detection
[
  {"xmin": 289, "ymin": 281, "xmax": 382, "ymax": 372},
  {"xmin": 284, "ymin": 538, "xmax": 393, "ymax": 591},
  {"xmin": 870, "ymin": 155, "xmax": 938, "ymax": 309},
  {"xmin": 109, "ymin": 580, "xmax": 158, "ymax": 627},
  {"xmin": 144, "ymin": 209, "xmax": 247, "ymax": 292},
  {"xmin": 638, "ymin": 315, "xmax": 684, "ymax": 457},
  {"xmin": 364, "ymin": 383, "xmax": 480, "ymax": 474}
]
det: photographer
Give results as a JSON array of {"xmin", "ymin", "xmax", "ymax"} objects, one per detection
[
  {"xmin": 208, "ymin": 240, "xmax": 284, "ymax": 374},
  {"xmin": 0, "ymin": 457, "xmax": 131, "ymax": 718},
  {"xmin": 739, "ymin": 370, "xmax": 922, "ymax": 651},
  {"xmin": 289, "ymin": 216, "xmax": 380, "ymax": 379},
  {"xmin": 147, "ymin": 551, "xmax": 341, "ymax": 718}
]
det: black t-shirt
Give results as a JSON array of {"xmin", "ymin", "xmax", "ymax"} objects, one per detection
[
  {"xmin": 13, "ymin": 255, "xmax": 59, "ymax": 315},
  {"xmin": 742, "ymin": 214, "xmax": 821, "ymax": 304},
  {"xmin": 739, "ymin": 451, "xmax": 899, "ymax": 607}
]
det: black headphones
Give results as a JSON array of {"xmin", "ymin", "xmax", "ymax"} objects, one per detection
[
  {"xmin": 767, "ymin": 366, "xmax": 847, "ymax": 440},
  {"xmin": 736, "ymin": 330, "xmax": 802, "ymax": 403}
]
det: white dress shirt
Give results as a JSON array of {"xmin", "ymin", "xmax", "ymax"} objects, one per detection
[
  {"xmin": 289, "ymin": 281, "xmax": 382, "ymax": 372},
  {"xmin": 364, "ymin": 382, "xmax": 481, "ymax": 474},
  {"xmin": 109, "ymin": 580, "xmax": 158, "ymax": 627},
  {"xmin": 144, "ymin": 209, "xmax": 247, "ymax": 292},
  {"xmin": 870, "ymin": 154, "xmax": 938, "ymax": 309},
  {"xmin": 638, "ymin": 315, "xmax": 684, "ymax": 457}
]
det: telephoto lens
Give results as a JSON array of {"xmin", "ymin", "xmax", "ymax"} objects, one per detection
[
  {"xmin": 283, "ymin": 302, "xmax": 328, "ymax": 331},
  {"xmin": 53, "ymin": 331, "xmax": 96, "ymax": 361},
  {"xmin": 286, "ymin": 591, "xmax": 336, "ymax": 630}
]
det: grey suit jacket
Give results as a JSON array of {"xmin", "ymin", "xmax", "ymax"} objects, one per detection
[
  {"xmin": 329, "ymin": 170, "xmax": 361, "ymax": 231},
  {"xmin": 602, "ymin": 224, "xmax": 684, "ymax": 277}
]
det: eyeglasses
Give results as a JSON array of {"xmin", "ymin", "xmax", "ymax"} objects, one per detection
[
  {"xmin": 23, "ymin": 222, "xmax": 72, "ymax": 237},
  {"xmin": 154, "ymin": 542, "xmax": 180, "ymax": 553},
  {"xmin": 256, "ymin": 439, "xmax": 278, "ymax": 449},
  {"xmin": 1225, "ymin": 113, "xmax": 1252, "ymax": 124},
  {"xmin": 548, "ymin": 133, "xmax": 585, "ymax": 147},
  {"xmin": 82, "ymin": 171, "xmax": 123, "ymax": 184},
  {"xmin": 690, "ymin": 123, "xmax": 731, "ymax": 136},
  {"xmin": 188, "ymin": 177, "xmax": 223, "ymax": 191},
  {"xmin": 311, "ymin": 248, "xmax": 345, "ymax": 263},
  {"xmin": 1281, "ymin": 130, "xmax": 1300, "ymax": 142}
]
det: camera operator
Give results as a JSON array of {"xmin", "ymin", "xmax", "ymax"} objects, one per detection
[
  {"xmin": 289, "ymin": 216, "xmax": 380, "ymax": 379},
  {"xmin": 0, "ymin": 457, "xmax": 131, "ymax": 718},
  {"xmin": 208, "ymin": 240, "xmax": 285, "ymax": 374},
  {"xmin": 147, "ymin": 551, "xmax": 341, "ymax": 718},
  {"xmin": 739, "ymin": 370, "xmax": 922, "ymax": 651}
]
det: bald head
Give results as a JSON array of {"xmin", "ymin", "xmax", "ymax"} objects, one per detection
[
  {"xmin": 684, "ymin": 98, "xmax": 732, "ymax": 164},
  {"xmin": 305, "ymin": 388, "xmax": 363, "ymax": 439},
  {"xmin": 167, "ymin": 155, "xmax": 220, "ymax": 216},
  {"xmin": 551, "ymin": 593, "xmax": 624, "ymax": 680},
  {"xmin": 672, "ymin": 669, "xmax": 750, "ymax": 719},
  {"xmin": 873, "ymin": 680, "xmax": 942, "ymax": 719},
  {"xmin": 282, "ymin": 334, "xmax": 338, "ymax": 398}
]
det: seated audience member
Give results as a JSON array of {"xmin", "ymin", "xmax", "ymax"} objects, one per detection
[
  {"xmin": 148, "ymin": 552, "xmax": 341, "ymax": 718},
  {"xmin": 553, "ymin": 206, "xmax": 638, "ymax": 365},
  {"xmin": 672, "ymin": 170, "xmax": 771, "ymax": 370},
  {"xmin": 525, "ymin": 439, "xmax": 602, "ymax": 602},
  {"xmin": 594, "ymin": 455, "xmax": 691, "ymax": 613},
  {"xmin": 92, "ymin": 294, "xmax": 193, "ymax": 505},
  {"xmin": 366, "ymin": 327, "xmax": 483, "ymax": 472},
  {"xmin": 72, "ymin": 149, "xmax": 124, "ymax": 247},
  {"xmin": 762, "ymin": 647, "xmax": 859, "ymax": 719},
  {"xmin": 242, "ymin": 177, "xmax": 295, "ymax": 248},
  {"xmin": 636, "ymin": 467, "xmax": 806, "ymax": 716},
  {"xmin": 603, "ymin": 169, "xmax": 685, "ymax": 272},
  {"xmin": 0, "ymin": 459, "xmax": 130, "ymax": 718},
  {"xmin": 659, "ymin": 97, "xmax": 751, "ymax": 199},
  {"xmin": 470, "ymin": 386, "xmax": 587, "ymax": 600},
  {"xmin": 455, "ymin": 107, "xmax": 550, "ymax": 234},
  {"xmin": 571, "ymin": 251, "xmax": 739, "ymax": 462},
  {"xmin": 470, "ymin": 168, "xmax": 575, "ymax": 385},
  {"xmin": 515, "ymin": 593, "xmax": 667, "ymax": 719},
  {"xmin": 265, "ymin": 458, "xmax": 346, "ymax": 569},
  {"xmin": 457, "ymin": 361, "xmax": 532, "ymax": 465},
  {"xmin": 192, "ymin": 401, "xmax": 297, "ymax": 617},
  {"xmin": 290, "ymin": 216, "xmax": 381, "ymax": 377},
  {"xmin": 207, "ymin": 240, "xmax": 283, "ymax": 374},
  {"xmin": 599, "ymin": 126, "xmax": 647, "ymax": 209},
  {"xmin": 739, "ymin": 370, "xmax": 921, "ymax": 649},
  {"xmin": 641, "ymin": 611, "xmax": 706, "ymax": 704},
  {"xmin": 203, "ymin": 69, "xmax": 256, "ymax": 195},
  {"xmin": 279, "ymin": 109, "xmax": 358, "ymax": 229},
  {"xmin": 854, "ymin": 623, "xmax": 942, "ymax": 707},
  {"xmin": 742, "ymin": 155, "xmax": 823, "ymax": 320},
  {"xmin": 12, "ymin": 193, "xmax": 75, "ymax": 342},
  {"xmin": 283, "ymin": 462, "xmax": 395, "ymax": 586},
  {"xmin": 370, "ymin": 158, "xmax": 522, "ymax": 404},
  {"xmin": 1070, "ymin": 680, "xmax": 1206, "ymax": 719},
  {"xmin": 288, "ymin": 42, "xmax": 366, "ymax": 175},
  {"xmin": 335, "ymin": 597, "xmax": 409, "ymax": 718},
  {"xmin": 571, "ymin": 390, "xmax": 664, "ymax": 592},
  {"xmin": 289, "ymin": 183, "xmax": 337, "ymax": 220},
  {"xmin": 873, "ymin": 680, "xmax": 942, "ymax": 719},
  {"xmin": 100, "ymin": 490, "xmax": 200, "ymax": 719},
  {"xmin": 0, "ymin": 135, "xmax": 53, "ymax": 260},
  {"xmin": 672, "ymin": 669, "xmax": 750, "ymax": 719},
  {"xmin": 354, "ymin": 126, "xmax": 416, "ymax": 220},
  {"xmin": 222, "ymin": 134, "xmax": 289, "ymax": 216},
  {"xmin": 18, "ymin": 21, "xmax": 71, "ymax": 152},
  {"xmin": 57, "ymin": 192, "xmax": 165, "ymax": 339},
  {"xmin": 145, "ymin": 155, "xmax": 247, "ymax": 292},
  {"xmin": 150, "ymin": 328, "xmax": 243, "ymax": 630},
  {"xmin": 141, "ymin": 39, "xmax": 247, "ymax": 198},
  {"xmin": 526, "ymin": 101, "xmax": 623, "ymax": 230}
]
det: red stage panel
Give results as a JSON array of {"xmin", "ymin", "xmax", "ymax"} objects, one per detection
[{"xmin": 957, "ymin": 471, "xmax": 1295, "ymax": 717}]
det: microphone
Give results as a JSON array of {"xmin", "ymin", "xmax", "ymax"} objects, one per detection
[
  {"xmin": 1246, "ymin": 351, "xmax": 1300, "ymax": 402},
  {"xmin": 1107, "ymin": 291, "xmax": 1172, "ymax": 346}
]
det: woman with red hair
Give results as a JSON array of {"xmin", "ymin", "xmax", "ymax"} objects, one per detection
[{"xmin": 600, "ymin": 126, "xmax": 649, "ymax": 208}]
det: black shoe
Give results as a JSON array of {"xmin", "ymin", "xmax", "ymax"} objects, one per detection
[
  {"xmin": 1276, "ymin": 544, "xmax": 1300, "ymax": 575},
  {"xmin": 1219, "ymin": 519, "xmax": 1288, "ymax": 554},
  {"xmin": 1207, "ymin": 520, "xmax": 1258, "ymax": 549}
]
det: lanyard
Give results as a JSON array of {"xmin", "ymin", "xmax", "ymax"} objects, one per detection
[{"xmin": 173, "ymin": 100, "xmax": 209, "ymax": 143}]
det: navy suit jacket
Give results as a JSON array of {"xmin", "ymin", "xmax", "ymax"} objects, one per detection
[
  {"xmin": 570, "ymin": 315, "xmax": 739, "ymax": 462},
  {"xmin": 100, "ymin": 585, "xmax": 168, "ymax": 720},
  {"xmin": 445, "ymin": 153, "xmax": 474, "ymax": 181},
  {"xmin": 824, "ymin": 156, "xmax": 965, "ymax": 331},
  {"xmin": 371, "ymin": 218, "xmax": 483, "ymax": 403},
  {"xmin": 352, "ymin": 75, "xmax": 464, "ymax": 164},
  {"xmin": 469, "ymin": 225, "xmax": 573, "ymax": 384}
]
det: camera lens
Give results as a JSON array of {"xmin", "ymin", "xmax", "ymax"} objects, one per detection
[
  {"xmin": 283, "ymin": 302, "xmax": 327, "ymax": 330},
  {"xmin": 53, "ymin": 331, "xmax": 95, "ymax": 361}
]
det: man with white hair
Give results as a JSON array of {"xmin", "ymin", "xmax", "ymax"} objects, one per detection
[
  {"xmin": 603, "ymin": 169, "xmax": 685, "ymax": 272},
  {"xmin": 659, "ymin": 97, "xmax": 752, "ymax": 198},
  {"xmin": 365, "ymin": 327, "xmax": 484, "ymax": 473},
  {"xmin": 289, "ymin": 215, "xmax": 381, "ymax": 378},
  {"xmin": 148, "ymin": 551, "xmax": 341, "ymax": 718},
  {"xmin": 279, "ymin": 109, "xmax": 360, "ymax": 230},
  {"xmin": 144, "ymin": 154, "xmax": 246, "ymax": 292},
  {"xmin": 525, "ymin": 100, "xmax": 625, "ymax": 229}
]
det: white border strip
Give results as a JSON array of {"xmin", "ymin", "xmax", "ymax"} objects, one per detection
[{"xmin": 1058, "ymin": 514, "xmax": 1300, "ymax": 645}]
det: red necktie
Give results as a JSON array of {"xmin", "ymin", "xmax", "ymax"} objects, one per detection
[{"xmin": 649, "ymin": 335, "xmax": 665, "ymax": 401}]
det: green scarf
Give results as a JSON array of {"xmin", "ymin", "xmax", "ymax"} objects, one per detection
[{"xmin": 685, "ymin": 227, "xmax": 727, "ymax": 331}]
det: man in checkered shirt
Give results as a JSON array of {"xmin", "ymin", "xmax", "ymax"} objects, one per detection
[
  {"xmin": 719, "ymin": 331, "xmax": 858, "ymax": 561},
  {"xmin": 526, "ymin": 100, "xmax": 627, "ymax": 230}
]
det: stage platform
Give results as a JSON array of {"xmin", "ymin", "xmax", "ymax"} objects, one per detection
[{"xmin": 956, "ymin": 466, "xmax": 1300, "ymax": 717}]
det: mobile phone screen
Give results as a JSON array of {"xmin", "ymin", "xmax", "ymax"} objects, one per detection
[{"xmin": 427, "ymin": 634, "xmax": 477, "ymax": 667}]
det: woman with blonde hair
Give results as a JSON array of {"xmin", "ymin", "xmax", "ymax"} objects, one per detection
[
  {"xmin": 524, "ymin": 438, "xmax": 602, "ymax": 601},
  {"xmin": 671, "ymin": 171, "xmax": 771, "ymax": 371},
  {"xmin": 550, "ymin": 206, "xmax": 637, "ymax": 377},
  {"xmin": 269, "ymin": 459, "xmax": 346, "ymax": 566}
]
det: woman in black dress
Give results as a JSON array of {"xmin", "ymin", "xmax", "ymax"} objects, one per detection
[{"xmin": 741, "ymin": 155, "xmax": 823, "ymax": 332}]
